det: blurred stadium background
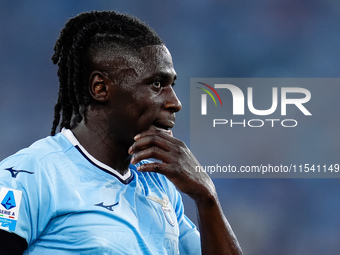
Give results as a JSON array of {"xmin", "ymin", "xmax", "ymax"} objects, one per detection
[{"xmin": 1, "ymin": 1, "xmax": 340, "ymax": 254}]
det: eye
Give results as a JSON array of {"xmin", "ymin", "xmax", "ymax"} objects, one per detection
[{"xmin": 152, "ymin": 81, "xmax": 161, "ymax": 89}]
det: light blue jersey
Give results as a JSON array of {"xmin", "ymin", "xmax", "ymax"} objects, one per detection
[{"xmin": 0, "ymin": 129, "xmax": 201, "ymax": 254}]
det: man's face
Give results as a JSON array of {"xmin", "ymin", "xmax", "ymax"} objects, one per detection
[{"xmin": 101, "ymin": 45, "xmax": 182, "ymax": 147}]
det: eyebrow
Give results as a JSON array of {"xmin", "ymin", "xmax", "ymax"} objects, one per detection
[{"xmin": 144, "ymin": 72, "xmax": 177, "ymax": 84}]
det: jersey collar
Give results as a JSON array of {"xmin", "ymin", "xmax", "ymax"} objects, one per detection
[{"xmin": 61, "ymin": 128, "xmax": 133, "ymax": 184}]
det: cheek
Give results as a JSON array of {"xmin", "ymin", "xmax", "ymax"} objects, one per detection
[
  {"xmin": 111, "ymin": 86, "xmax": 140, "ymax": 113},
  {"xmin": 133, "ymin": 96, "xmax": 162, "ymax": 125}
]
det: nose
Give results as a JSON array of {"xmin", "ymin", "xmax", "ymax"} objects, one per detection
[{"xmin": 164, "ymin": 87, "xmax": 182, "ymax": 113}]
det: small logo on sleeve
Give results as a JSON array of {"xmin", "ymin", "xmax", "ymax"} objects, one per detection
[
  {"xmin": 1, "ymin": 190, "xmax": 16, "ymax": 210},
  {"xmin": 4, "ymin": 167, "xmax": 34, "ymax": 178},
  {"xmin": 0, "ymin": 188, "xmax": 22, "ymax": 231}
]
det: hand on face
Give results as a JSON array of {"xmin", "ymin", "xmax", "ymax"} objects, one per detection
[{"xmin": 128, "ymin": 127, "xmax": 216, "ymax": 203}]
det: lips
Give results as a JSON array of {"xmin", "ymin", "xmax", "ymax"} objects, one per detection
[{"xmin": 153, "ymin": 119, "xmax": 175, "ymax": 131}]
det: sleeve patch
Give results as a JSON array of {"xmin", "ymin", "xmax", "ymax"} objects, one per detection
[{"xmin": 0, "ymin": 188, "xmax": 22, "ymax": 231}]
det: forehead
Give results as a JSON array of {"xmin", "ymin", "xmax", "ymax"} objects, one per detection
[
  {"xmin": 135, "ymin": 45, "xmax": 176, "ymax": 79},
  {"xmin": 91, "ymin": 44, "xmax": 176, "ymax": 82},
  {"xmin": 139, "ymin": 45, "xmax": 174, "ymax": 67}
]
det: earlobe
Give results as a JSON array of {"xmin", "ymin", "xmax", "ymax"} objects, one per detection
[{"xmin": 89, "ymin": 71, "xmax": 110, "ymax": 102}]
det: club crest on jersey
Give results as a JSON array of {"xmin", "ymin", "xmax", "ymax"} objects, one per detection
[
  {"xmin": 0, "ymin": 188, "xmax": 22, "ymax": 231},
  {"xmin": 147, "ymin": 196, "xmax": 175, "ymax": 227}
]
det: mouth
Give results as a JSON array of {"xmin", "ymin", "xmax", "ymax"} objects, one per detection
[{"xmin": 153, "ymin": 119, "xmax": 175, "ymax": 131}]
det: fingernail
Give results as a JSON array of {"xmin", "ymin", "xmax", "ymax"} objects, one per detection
[
  {"xmin": 134, "ymin": 134, "xmax": 140, "ymax": 140},
  {"xmin": 128, "ymin": 146, "xmax": 133, "ymax": 155}
]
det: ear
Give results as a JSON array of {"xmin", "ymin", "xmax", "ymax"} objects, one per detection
[{"xmin": 88, "ymin": 71, "xmax": 110, "ymax": 102}]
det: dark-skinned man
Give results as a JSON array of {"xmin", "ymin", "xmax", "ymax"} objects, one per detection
[{"xmin": 0, "ymin": 11, "xmax": 242, "ymax": 255}]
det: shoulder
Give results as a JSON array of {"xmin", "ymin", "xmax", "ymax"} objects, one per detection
[
  {"xmin": 1, "ymin": 133, "xmax": 71, "ymax": 171},
  {"xmin": 14, "ymin": 133, "xmax": 71, "ymax": 160},
  {"xmin": 0, "ymin": 133, "xmax": 75, "ymax": 187}
]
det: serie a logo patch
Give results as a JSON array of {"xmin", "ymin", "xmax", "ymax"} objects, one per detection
[{"xmin": 0, "ymin": 187, "xmax": 22, "ymax": 231}]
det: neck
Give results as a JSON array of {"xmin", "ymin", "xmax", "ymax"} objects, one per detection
[{"xmin": 71, "ymin": 122, "xmax": 132, "ymax": 175}]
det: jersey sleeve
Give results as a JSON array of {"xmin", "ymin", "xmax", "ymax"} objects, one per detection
[
  {"xmin": 174, "ymin": 191, "xmax": 202, "ymax": 255},
  {"xmin": 157, "ymin": 174, "xmax": 202, "ymax": 255},
  {"xmin": 0, "ymin": 153, "xmax": 55, "ymax": 245}
]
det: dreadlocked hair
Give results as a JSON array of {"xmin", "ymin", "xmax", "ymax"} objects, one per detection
[{"xmin": 50, "ymin": 11, "xmax": 163, "ymax": 135}]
